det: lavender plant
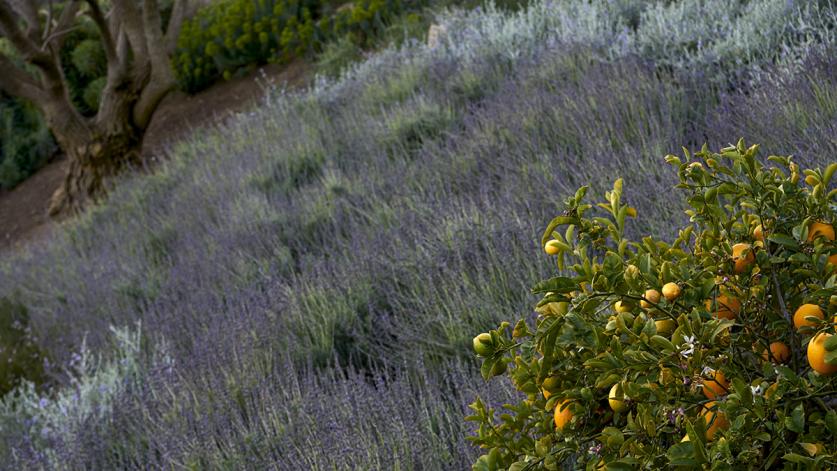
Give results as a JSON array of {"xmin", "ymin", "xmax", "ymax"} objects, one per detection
[{"xmin": 0, "ymin": 1, "xmax": 835, "ymax": 468}]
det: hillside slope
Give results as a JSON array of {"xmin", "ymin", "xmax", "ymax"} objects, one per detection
[{"xmin": 1, "ymin": 1, "xmax": 836, "ymax": 468}]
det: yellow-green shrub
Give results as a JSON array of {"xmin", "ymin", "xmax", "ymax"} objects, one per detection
[{"xmin": 175, "ymin": 0, "xmax": 407, "ymax": 93}]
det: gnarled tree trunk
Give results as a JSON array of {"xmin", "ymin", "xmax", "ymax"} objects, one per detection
[
  {"xmin": 0, "ymin": 0, "xmax": 194, "ymax": 216},
  {"xmin": 48, "ymin": 129, "xmax": 142, "ymax": 215}
]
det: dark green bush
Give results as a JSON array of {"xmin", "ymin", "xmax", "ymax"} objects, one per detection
[
  {"xmin": 175, "ymin": 0, "xmax": 320, "ymax": 92},
  {"xmin": 0, "ymin": 92, "xmax": 56, "ymax": 190},
  {"xmin": 175, "ymin": 0, "xmax": 408, "ymax": 93},
  {"xmin": 0, "ymin": 297, "xmax": 46, "ymax": 396}
]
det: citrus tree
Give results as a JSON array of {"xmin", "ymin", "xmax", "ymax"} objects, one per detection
[{"xmin": 469, "ymin": 140, "xmax": 837, "ymax": 470}]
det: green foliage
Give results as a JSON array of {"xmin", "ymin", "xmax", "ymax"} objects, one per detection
[
  {"xmin": 0, "ymin": 92, "xmax": 56, "ymax": 190},
  {"xmin": 59, "ymin": 14, "xmax": 108, "ymax": 115},
  {"xmin": 175, "ymin": 0, "xmax": 408, "ymax": 93},
  {"xmin": 71, "ymin": 39, "xmax": 107, "ymax": 78},
  {"xmin": 469, "ymin": 141, "xmax": 837, "ymax": 469},
  {"xmin": 82, "ymin": 77, "xmax": 108, "ymax": 112},
  {"xmin": 314, "ymin": 35, "xmax": 363, "ymax": 77},
  {"xmin": 0, "ymin": 297, "xmax": 46, "ymax": 397}
]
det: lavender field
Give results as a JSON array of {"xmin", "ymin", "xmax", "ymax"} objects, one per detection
[{"xmin": 2, "ymin": 1, "xmax": 837, "ymax": 468}]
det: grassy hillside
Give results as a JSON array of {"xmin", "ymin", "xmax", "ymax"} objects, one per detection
[{"xmin": 1, "ymin": 1, "xmax": 836, "ymax": 468}]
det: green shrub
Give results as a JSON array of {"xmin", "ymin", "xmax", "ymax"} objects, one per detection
[
  {"xmin": 71, "ymin": 39, "xmax": 107, "ymax": 78},
  {"xmin": 82, "ymin": 77, "xmax": 108, "ymax": 112},
  {"xmin": 0, "ymin": 297, "xmax": 46, "ymax": 397},
  {"xmin": 175, "ymin": 0, "xmax": 409, "ymax": 93},
  {"xmin": 175, "ymin": 0, "xmax": 320, "ymax": 92},
  {"xmin": 0, "ymin": 92, "xmax": 56, "ymax": 190},
  {"xmin": 314, "ymin": 35, "xmax": 363, "ymax": 77},
  {"xmin": 469, "ymin": 141, "xmax": 837, "ymax": 469}
]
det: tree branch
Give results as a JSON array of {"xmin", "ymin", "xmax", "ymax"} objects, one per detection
[
  {"xmin": 0, "ymin": 51, "xmax": 46, "ymax": 105},
  {"xmin": 83, "ymin": 0, "xmax": 117, "ymax": 65},
  {"xmin": 7, "ymin": 0, "xmax": 41, "ymax": 41},
  {"xmin": 42, "ymin": 1, "xmax": 82, "ymax": 50},
  {"xmin": 164, "ymin": 0, "xmax": 189, "ymax": 53},
  {"xmin": 132, "ymin": 0, "xmax": 177, "ymax": 129},
  {"xmin": 110, "ymin": 0, "xmax": 149, "ymax": 69},
  {"xmin": 0, "ymin": 1, "xmax": 51, "ymax": 65}
]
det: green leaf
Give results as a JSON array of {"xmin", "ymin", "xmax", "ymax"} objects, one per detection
[
  {"xmin": 667, "ymin": 442, "xmax": 701, "ymax": 467},
  {"xmin": 824, "ymin": 335, "xmax": 837, "ymax": 351},
  {"xmin": 767, "ymin": 233, "xmax": 799, "ymax": 249},
  {"xmin": 532, "ymin": 276, "xmax": 579, "ymax": 294},
  {"xmin": 541, "ymin": 216, "xmax": 578, "ymax": 246},
  {"xmin": 825, "ymin": 410, "xmax": 837, "ymax": 434},
  {"xmin": 606, "ymin": 461, "xmax": 637, "ymax": 471},
  {"xmin": 650, "ymin": 335, "xmax": 675, "ymax": 352},
  {"xmin": 732, "ymin": 377, "xmax": 752, "ymax": 406},
  {"xmin": 823, "ymin": 162, "xmax": 837, "ymax": 186},
  {"xmin": 782, "ymin": 453, "xmax": 813, "ymax": 465},
  {"xmin": 785, "ymin": 404, "xmax": 805, "ymax": 433},
  {"xmin": 684, "ymin": 419, "xmax": 707, "ymax": 463},
  {"xmin": 824, "ymin": 348, "xmax": 837, "ymax": 365}
]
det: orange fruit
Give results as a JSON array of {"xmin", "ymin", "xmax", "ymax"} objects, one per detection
[
  {"xmin": 793, "ymin": 304, "xmax": 824, "ymax": 330},
  {"xmin": 761, "ymin": 341, "xmax": 790, "ymax": 363},
  {"xmin": 701, "ymin": 402, "xmax": 729, "ymax": 441},
  {"xmin": 662, "ymin": 282, "xmax": 681, "ymax": 301},
  {"xmin": 544, "ymin": 240, "xmax": 562, "ymax": 255},
  {"xmin": 807, "ymin": 333, "xmax": 837, "ymax": 376},
  {"xmin": 828, "ymin": 253, "xmax": 837, "ymax": 267},
  {"xmin": 702, "ymin": 369, "xmax": 729, "ymax": 400},
  {"xmin": 641, "ymin": 289, "xmax": 661, "ymax": 308},
  {"xmin": 705, "ymin": 295, "xmax": 741, "ymax": 320},
  {"xmin": 753, "ymin": 224, "xmax": 765, "ymax": 242},
  {"xmin": 554, "ymin": 399, "xmax": 574, "ymax": 430},
  {"xmin": 732, "ymin": 243, "xmax": 755, "ymax": 274},
  {"xmin": 807, "ymin": 222, "xmax": 835, "ymax": 242}
]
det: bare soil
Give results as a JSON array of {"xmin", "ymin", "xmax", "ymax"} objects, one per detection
[{"xmin": 0, "ymin": 60, "xmax": 311, "ymax": 255}]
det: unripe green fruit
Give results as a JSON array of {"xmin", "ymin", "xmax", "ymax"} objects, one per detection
[{"xmin": 473, "ymin": 333, "xmax": 493, "ymax": 356}]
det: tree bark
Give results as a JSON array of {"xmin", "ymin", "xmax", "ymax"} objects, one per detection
[
  {"xmin": 48, "ymin": 126, "xmax": 142, "ymax": 216},
  {"xmin": 0, "ymin": 0, "xmax": 191, "ymax": 216}
]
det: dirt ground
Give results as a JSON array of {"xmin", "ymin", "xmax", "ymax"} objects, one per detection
[{"xmin": 0, "ymin": 60, "xmax": 310, "ymax": 254}]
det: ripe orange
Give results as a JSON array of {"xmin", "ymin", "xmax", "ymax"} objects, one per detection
[
  {"xmin": 761, "ymin": 341, "xmax": 790, "ymax": 363},
  {"xmin": 544, "ymin": 240, "xmax": 562, "ymax": 255},
  {"xmin": 702, "ymin": 369, "xmax": 729, "ymax": 400},
  {"xmin": 793, "ymin": 304, "xmax": 824, "ymax": 330},
  {"xmin": 807, "ymin": 222, "xmax": 835, "ymax": 242},
  {"xmin": 732, "ymin": 243, "xmax": 755, "ymax": 274},
  {"xmin": 705, "ymin": 295, "xmax": 741, "ymax": 320},
  {"xmin": 554, "ymin": 399, "xmax": 574, "ymax": 430},
  {"xmin": 701, "ymin": 402, "xmax": 729, "ymax": 441},
  {"xmin": 828, "ymin": 253, "xmax": 837, "ymax": 267},
  {"xmin": 807, "ymin": 333, "xmax": 837, "ymax": 376},
  {"xmin": 641, "ymin": 289, "xmax": 661, "ymax": 308},
  {"xmin": 753, "ymin": 224, "xmax": 765, "ymax": 242},
  {"xmin": 662, "ymin": 282, "xmax": 681, "ymax": 301}
]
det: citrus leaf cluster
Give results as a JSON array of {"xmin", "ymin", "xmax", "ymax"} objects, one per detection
[{"xmin": 469, "ymin": 140, "xmax": 837, "ymax": 470}]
